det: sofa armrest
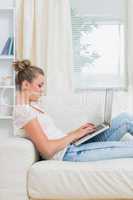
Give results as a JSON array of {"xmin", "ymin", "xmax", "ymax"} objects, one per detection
[{"xmin": 0, "ymin": 137, "xmax": 39, "ymax": 200}]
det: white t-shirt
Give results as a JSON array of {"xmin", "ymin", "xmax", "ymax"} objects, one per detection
[{"xmin": 13, "ymin": 104, "xmax": 68, "ymax": 160}]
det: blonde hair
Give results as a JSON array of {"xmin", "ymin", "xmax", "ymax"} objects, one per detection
[{"xmin": 12, "ymin": 59, "xmax": 44, "ymax": 90}]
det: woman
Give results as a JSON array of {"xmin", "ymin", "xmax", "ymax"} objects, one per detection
[{"xmin": 13, "ymin": 59, "xmax": 133, "ymax": 162}]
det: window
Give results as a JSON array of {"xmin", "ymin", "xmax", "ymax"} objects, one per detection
[{"xmin": 71, "ymin": 0, "xmax": 127, "ymax": 90}]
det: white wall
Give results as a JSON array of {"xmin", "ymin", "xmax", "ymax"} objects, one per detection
[
  {"xmin": 0, "ymin": 0, "xmax": 14, "ymax": 8},
  {"xmin": 42, "ymin": 90, "xmax": 132, "ymax": 133},
  {"xmin": 71, "ymin": 0, "xmax": 127, "ymax": 21}
]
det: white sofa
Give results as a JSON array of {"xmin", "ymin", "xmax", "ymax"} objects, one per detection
[{"xmin": 0, "ymin": 137, "xmax": 133, "ymax": 200}]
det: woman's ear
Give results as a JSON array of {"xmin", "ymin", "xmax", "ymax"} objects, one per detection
[{"xmin": 21, "ymin": 80, "xmax": 30, "ymax": 90}]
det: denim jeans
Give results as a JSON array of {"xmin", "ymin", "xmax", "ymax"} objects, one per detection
[{"xmin": 63, "ymin": 113, "xmax": 133, "ymax": 162}]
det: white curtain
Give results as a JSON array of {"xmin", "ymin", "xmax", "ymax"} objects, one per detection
[
  {"xmin": 46, "ymin": 0, "xmax": 73, "ymax": 95},
  {"xmin": 16, "ymin": 0, "xmax": 73, "ymax": 95},
  {"xmin": 16, "ymin": 0, "xmax": 48, "ymax": 70}
]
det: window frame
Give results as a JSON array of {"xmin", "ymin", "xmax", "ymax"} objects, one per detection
[{"xmin": 71, "ymin": 12, "xmax": 128, "ymax": 91}]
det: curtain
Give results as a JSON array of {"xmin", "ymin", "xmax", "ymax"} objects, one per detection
[
  {"xmin": 46, "ymin": 0, "xmax": 73, "ymax": 95},
  {"xmin": 16, "ymin": 0, "xmax": 47, "ymax": 70},
  {"xmin": 16, "ymin": 0, "xmax": 73, "ymax": 95}
]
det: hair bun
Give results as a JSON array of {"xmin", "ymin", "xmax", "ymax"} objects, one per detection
[{"xmin": 12, "ymin": 59, "xmax": 31, "ymax": 72}]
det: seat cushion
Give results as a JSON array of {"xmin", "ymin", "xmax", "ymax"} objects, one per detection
[{"xmin": 28, "ymin": 159, "xmax": 133, "ymax": 200}]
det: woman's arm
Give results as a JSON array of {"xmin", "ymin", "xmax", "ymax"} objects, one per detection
[{"xmin": 24, "ymin": 118, "xmax": 95, "ymax": 159}]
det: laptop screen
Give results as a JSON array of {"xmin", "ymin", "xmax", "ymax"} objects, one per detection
[{"xmin": 104, "ymin": 89, "xmax": 113, "ymax": 125}]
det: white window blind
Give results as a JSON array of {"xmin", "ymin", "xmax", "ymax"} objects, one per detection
[{"xmin": 70, "ymin": 0, "xmax": 128, "ymax": 90}]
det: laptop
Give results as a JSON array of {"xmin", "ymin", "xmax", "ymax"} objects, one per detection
[{"xmin": 74, "ymin": 89, "xmax": 113, "ymax": 146}]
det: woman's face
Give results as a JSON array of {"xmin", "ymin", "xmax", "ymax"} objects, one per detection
[{"xmin": 22, "ymin": 74, "xmax": 45, "ymax": 101}]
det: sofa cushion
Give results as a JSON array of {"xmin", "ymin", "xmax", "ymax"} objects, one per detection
[
  {"xmin": 0, "ymin": 137, "xmax": 39, "ymax": 200},
  {"xmin": 28, "ymin": 159, "xmax": 133, "ymax": 200}
]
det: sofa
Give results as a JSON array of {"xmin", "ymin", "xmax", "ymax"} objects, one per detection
[{"xmin": 1, "ymin": 136, "xmax": 133, "ymax": 200}]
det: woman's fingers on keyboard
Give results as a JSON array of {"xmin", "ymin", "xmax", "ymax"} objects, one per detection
[
  {"xmin": 83, "ymin": 126, "xmax": 96, "ymax": 134},
  {"xmin": 82, "ymin": 123, "xmax": 96, "ymax": 129},
  {"xmin": 88, "ymin": 123, "xmax": 96, "ymax": 127}
]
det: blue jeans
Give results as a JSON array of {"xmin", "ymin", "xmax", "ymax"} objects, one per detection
[{"xmin": 63, "ymin": 113, "xmax": 133, "ymax": 162}]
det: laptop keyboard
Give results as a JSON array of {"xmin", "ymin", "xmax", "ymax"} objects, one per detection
[
  {"xmin": 74, "ymin": 123, "xmax": 110, "ymax": 146},
  {"xmin": 95, "ymin": 124, "xmax": 105, "ymax": 131}
]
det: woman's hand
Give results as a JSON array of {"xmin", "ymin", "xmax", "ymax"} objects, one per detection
[
  {"xmin": 23, "ymin": 118, "xmax": 96, "ymax": 159},
  {"xmin": 71, "ymin": 123, "xmax": 96, "ymax": 142}
]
